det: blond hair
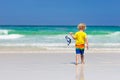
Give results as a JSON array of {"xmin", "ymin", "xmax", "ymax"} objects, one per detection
[{"xmin": 77, "ymin": 23, "xmax": 86, "ymax": 30}]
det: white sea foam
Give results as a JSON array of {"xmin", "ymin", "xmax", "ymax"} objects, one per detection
[
  {"xmin": 0, "ymin": 30, "xmax": 119, "ymax": 47},
  {"xmin": 0, "ymin": 43, "xmax": 70, "ymax": 47},
  {"xmin": 0, "ymin": 34, "xmax": 24, "ymax": 39},
  {"xmin": 0, "ymin": 43, "xmax": 120, "ymax": 48},
  {"xmin": 107, "ymin": 31, "xmax": 120, "ymax": 36},
  {"xmin": 0, "ymin": 30, "xmax": 9, "ymax": 35},
  {"xmin": 88, "ymin": 31, "xmax": 120, "ymax": 43}
]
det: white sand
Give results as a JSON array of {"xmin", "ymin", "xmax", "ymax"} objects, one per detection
[{"xmin": 0, "ymin": 52, "xmax": 120, "ymax": 80}]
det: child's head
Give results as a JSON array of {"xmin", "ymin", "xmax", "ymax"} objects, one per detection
[{"xmin": 77, "ymin": 23, "xmax": 86, "ymax": 31}]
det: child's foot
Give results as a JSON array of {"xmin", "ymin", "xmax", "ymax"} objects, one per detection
[
  {"xmin": 75, "ymin": 63, "xmax": 78, "ymax": 65},
  {"xmin": 81, "ymin": 62, "xmax": 85, "ymax": 64}
]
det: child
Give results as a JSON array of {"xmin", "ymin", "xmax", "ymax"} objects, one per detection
[{"xmin": 69, "ymin": 23, "xmax": 88, "ymax": 65}]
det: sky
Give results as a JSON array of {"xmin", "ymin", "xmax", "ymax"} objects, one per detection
[{"xmin": 0, "ymin": 0, "xmax": 120, "ymax": 25}]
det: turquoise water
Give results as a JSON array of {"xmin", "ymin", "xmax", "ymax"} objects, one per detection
[
  {"xmin": 0, "ymin": 25, "xmax": 120, "ymax": 47},
  {"xmin": 0, "ymin": 25, "xmax": 120, "ymax": 35}
]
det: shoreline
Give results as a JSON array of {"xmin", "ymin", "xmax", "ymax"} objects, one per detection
[{"xmin": 0, "ymin": 46, "xmax": 120, "ymax": 54}]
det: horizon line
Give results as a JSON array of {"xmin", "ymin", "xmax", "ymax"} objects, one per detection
[{"xmin": 0, "ymin": 24, "xmax": 119, "ymax": 26}]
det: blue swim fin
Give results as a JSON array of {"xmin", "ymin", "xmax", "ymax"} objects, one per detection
[{"xmin": 65, "ymin": 35, "xmax": 71, "ymax": 46}]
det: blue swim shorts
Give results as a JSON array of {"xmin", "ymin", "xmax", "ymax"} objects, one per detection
[{"xmin": 76, "ymin": 48, "xmax": 84, "ymax": 55}]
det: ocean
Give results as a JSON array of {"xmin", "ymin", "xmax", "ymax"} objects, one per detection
[{"xmin": 0, "ymin": 25, "xmax": 120, "ymax": 48}]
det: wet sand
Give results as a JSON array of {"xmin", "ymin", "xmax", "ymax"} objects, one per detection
[
  {"xmin": 0, "ymin": 52, "xmax": 120, "ymax": 80},
  {"xmin": 0, "ymin": 46, "xmax": 120, "ymax": 54}
]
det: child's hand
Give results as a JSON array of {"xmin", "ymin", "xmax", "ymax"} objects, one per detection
[{"xmin": 69, "ymin": 32, "xmax": 73, "ymax": 35}]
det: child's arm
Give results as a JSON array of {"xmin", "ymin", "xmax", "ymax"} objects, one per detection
[
  {"xmin": 85, "ymin": 37, "xmax": 89, "ymax": 50},
  {"xmin": 69, "ymin": 32, "xmax": 76, "ymax": 40}
]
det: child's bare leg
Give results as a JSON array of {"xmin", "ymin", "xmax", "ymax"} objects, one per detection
[
  {"xmin": 81, "ymin": 55, "xmax": 85, "ymax": 64},
  {"xmin": 76, "ymin": 55, "xmax": 79, "ymax": 65},
  {"xmin": 79, "ymin": 54, "xmax": 81, "ymax": 63}
]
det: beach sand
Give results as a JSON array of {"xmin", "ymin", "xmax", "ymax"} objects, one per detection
[
  {"xmin": 0, "ymin": 47, "xmax": 120, "ymax": 80},
  {"xmin": 0, "ymin": 46, "xmax": 120, "ymax": 53}
]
